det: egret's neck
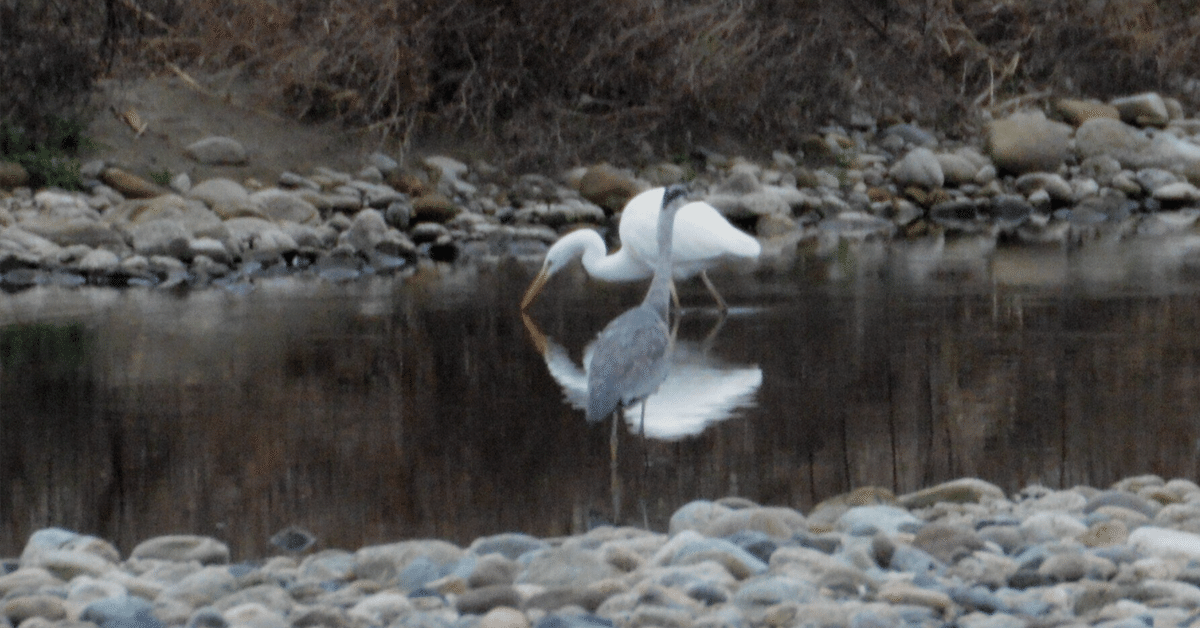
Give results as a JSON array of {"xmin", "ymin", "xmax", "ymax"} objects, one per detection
[{"xmin": 570, "ymin": 232, "xmax": 651, "ymax": 282}]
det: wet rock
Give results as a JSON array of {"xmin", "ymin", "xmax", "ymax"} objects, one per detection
[
  {"xmin": 837, "ymin": 505, "xmax": 921, "ymax": 537},
  {"xmin": 188, "ymin": 178, "xmax": 264, "ymax": 219},
  {"xmin": 936, "ymin": 152, "xmax": 981, "ymax": 186},
  {"xmin": 100, "ymin": 167, "xmax": 165, "ymax": 199},
  {"xmin": 341, "ymin": 209, "xmax": 388, "ymax": 253},
  {"xmin": 171, "ymin": 172, "xmax": 192, "ymax": 194},
  {"xmin": 352, "ymin": 539, "xmax": 464, "ymax": 585},
  {"xmin": 1153, "ymin": 181, "xmax": 1200, "ymax": 205},
  {"xmin": 425, "ymin": 155, "xmax": 477, "ymax": 197},
  {"xmin": 411, "ymin": 193, "xmax": 460, "ymax": 223},
  {"xmin": 186, "ymin": 136, "xmax": 248, "ymax": 166},
  {"xmin": 882, "ymin": 123, "xmax": 937, "ymax": 147},
  {"xmin": 655, "ymin": 532, "xmax": 767, "ymax": 579},
  {"xmin": 890, "ymin": 147, "xmax": 944, "ymax": 188},
  {"xmin": 131, "ymin": 535, "xmax": 230, "ymax": 564},
  {"xmin": 1111, "ymin": 92, "xmax": 1170, "ymax": 127},
  {"xmin": 669, "ymin": 501, "xmax": 734, "ymax": 536},
  {"xmin": 732, "ymin": 576, "xmax": 816, "ymax": 609},
  {"xmin": 1019, "ymin": 512, "xmax": 1088, "ymax": 544},
  {"xmin": 20, "ymin": 528, "xmax": 121, "ymax": 566},
  {"xmin": 224, "ymin": 218, "xmax": 298, "ymax": 257},
  {"xmin": 1079, "ymin": 520, "xmax": 1129, "ymax": 548},
  {"xmin": 899, "ymin": 478, "xmax": 1006, "ymax": 508},
  {"xmin": 456, "ymin": 585, "xmax": 522, "ymax": 615},
  {"xmin": 701, "ymin": 507, "xmax": 805, "ymax": 539},
  {"xmin": 577, "ymin": 164, "xmax": 641, "ymax": 214},
  {"xmin": 1014, "ymin": 173, "xmax": 1073, "ymax": 205},
  {"xmin": 878, "ymin": 581, "xmax": 953, "ymax": 613},
  {"xmin": 107, "ymin": 195, "xmax": 230, "ymax": 243},
  {"xmin": 1075, "ymin": 118, "xmax": 1153, "ymax": 166},
  {"xmin": 29, "ymin": 549, "xmax": 114, "ymax": 580},
  {"xmin": 20, "ymin": 216, "xmax": 126, "ymax": 250},
  {"xmin": 0, "ymin": 567, "xmax": 64, "ymax": 596},
  {"xmin": 519, "ymin": 545, "xmax": 621, "ymax": 588},
  {"xmin": 1056, "ymin": 98, "xmax": 1121, "ymax": 126},
  {"xmin": 77, "ymin": 248, "xmax": 121, "ymax": 273},
  {"xmin": 912, "ymin": 524, "xmax": 986, "ymax": 565},
  {"xmin": 347, "ymin": 591, "xmax": 413, "ymax": 625},
  {"xmin": 467, "ymin": 554, "xmax": 518, "ymax": 588},
  {"xmin": 80, "ymin": 595, "xmax": 164, "ymax": 628},
  {"xmin": 469, "ymin": 533, "xmax": 549, "ymax": 561},
  {"xmin": 2, "ymin": 595, "xmax": 67, "ymax": 623},
  {"xmin": 986, "ymin": 111, "xmax": 1072, "ymax": 174},
  {"xmin": 478, "ymin": 607, "xmax": 530, "ymax": 628},
  {"xmin": 1129, "ymin": 526, "xmax": 1200, "ymax": 560},
  {"xmin": 214, "ymin": 583, "xmax": 295, "ymax": 615},
  {"xmin": 223, "ymin": 602, "xmax": 288, "ymax": 628},
  {"xmin": 1084, "ymin": 491, "xmax": 1160, "ymax": 519},
  {"xmin": 250, "ymin": 189, "xmax": 320, "ymax": 224},
  {"xmin": 352, "ymin": 182, "xmax": 405, "ymax": 208},
  {"xmin": 520, "ymin": 199, "xmax": 605, "ymax": 228},
  {"xmin": 127, "ymin": 219, "xmax": 191, "ymax": 258}
]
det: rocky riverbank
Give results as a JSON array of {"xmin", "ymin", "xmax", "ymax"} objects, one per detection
[
  {"xmin": 2, "ymin": 91, "xmax": 1200, "ymax": 290},
  {"xmin": 6, "ymin": 475, "xmax": 1200, "ymax": 628}
]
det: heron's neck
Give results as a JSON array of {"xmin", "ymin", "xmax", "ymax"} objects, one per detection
[{"xmin": 642, "ymin": 205, "xmax": 677, "ymax": 318}]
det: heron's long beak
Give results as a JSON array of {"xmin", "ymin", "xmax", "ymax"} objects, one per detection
[{"xmin": 520, "ymin": 268, "xmax": 551, "ymax": 310}]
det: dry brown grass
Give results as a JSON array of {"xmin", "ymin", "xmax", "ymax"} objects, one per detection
[{"xmin": 9, "ymin": 0, "xmax": 1200, "ymax": 170}]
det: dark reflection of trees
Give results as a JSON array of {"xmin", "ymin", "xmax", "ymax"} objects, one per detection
[{"xmin": 4, "ymin": 263, "xmax": 1200, "ymax": 559}]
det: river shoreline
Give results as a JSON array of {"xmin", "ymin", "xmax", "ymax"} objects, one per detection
[{"xmin": 6, "ymin": 475, "xmax": 1200, "ymax": 628}]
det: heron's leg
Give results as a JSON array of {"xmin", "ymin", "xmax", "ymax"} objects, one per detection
[
  {"xmin": 610, "ymin": 409, "xmax": 619, "ymax": 462},
  {"xmin": 700, "ymin": 270, "xmax": 728, "ymax": 312},
  {"xmin": 639, "ymin": 400, "xmax": 647, "ymax": 437},
  {"xmin": 611, "ymin": 409, "xmax": 622, "ymax": 524}
]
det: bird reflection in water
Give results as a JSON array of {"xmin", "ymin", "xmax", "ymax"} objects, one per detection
[{"xmin": 521, "ymin": 313, "xmax": 762, "ymax": 440}]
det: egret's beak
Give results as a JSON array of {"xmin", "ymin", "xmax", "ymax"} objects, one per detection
[
  {"xmin": 520, "ymin": 312, "xmax": 549, "ymax": 355},
  {"xmin": 520, "ymin": 268, "xmax": 550, "ymax": 310}
]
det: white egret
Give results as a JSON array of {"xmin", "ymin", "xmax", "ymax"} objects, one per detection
[{"xmin": 520, "ymin": 187, "xmax": 761, "ymax": 311}]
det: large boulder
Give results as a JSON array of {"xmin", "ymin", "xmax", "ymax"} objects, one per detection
[
  {"xmin": 188, "ymin": 178, "xmax": 265, "ymax": 219},
  {"xmin": 985, "ymin": 112, "xmax": 1072, "ymax": 175},
  {"xmin": 185, "ymin": 136, "xmax": 248, "ymax": 166},
  {"xmin": 1110, "ymin": 92, "xmax": 1170, "ymax": 127},
  {"xmin": 249, "ymin": 188, "xmax": 320, "ymax": 224},
  {"xmin": 1074, "ymin": 118, "xmax": 1152, "ymax": 166},
  {"xmin": 577, "ymin": 164, "xmax": 642, "ymax": 214}
]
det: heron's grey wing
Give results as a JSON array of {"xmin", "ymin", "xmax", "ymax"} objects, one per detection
[
  {"xmin": 586, "ymin": 307, "xmax": 670, "ymax": 423},
  {"xmin": 614, "ymin": 323, "xmax": 671, "ymax": 406}
]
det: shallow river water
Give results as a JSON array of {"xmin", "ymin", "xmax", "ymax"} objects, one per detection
[{"xmin": 4, "ymin": 234, "xmax": 1200, "ymax": 559}]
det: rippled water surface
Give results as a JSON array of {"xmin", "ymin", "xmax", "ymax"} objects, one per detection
[{"xmin": 5, "ymin": 234, "xmax": 1200, "ymax": 558}]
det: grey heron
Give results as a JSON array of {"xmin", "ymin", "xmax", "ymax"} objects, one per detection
[{"xmin": 585, "ymin": 184, "xmax": 689, "ymax": 458}]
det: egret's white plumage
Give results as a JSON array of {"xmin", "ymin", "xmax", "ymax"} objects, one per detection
[{"xmin": 520, "ymin": 187, "xmax": 761, "ymax": 310}]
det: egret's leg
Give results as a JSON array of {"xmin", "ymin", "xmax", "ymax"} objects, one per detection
[
  {"xmin": 700, "ymin": 270, "xmax": 728, "ymax": 312},
  {"xmin": 670, "ymin": 281, "xmax": 681, "ymax": 311},
  {"xmin": 700, "ymin": 311, "xmax": 728, "ymax": 354}
]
